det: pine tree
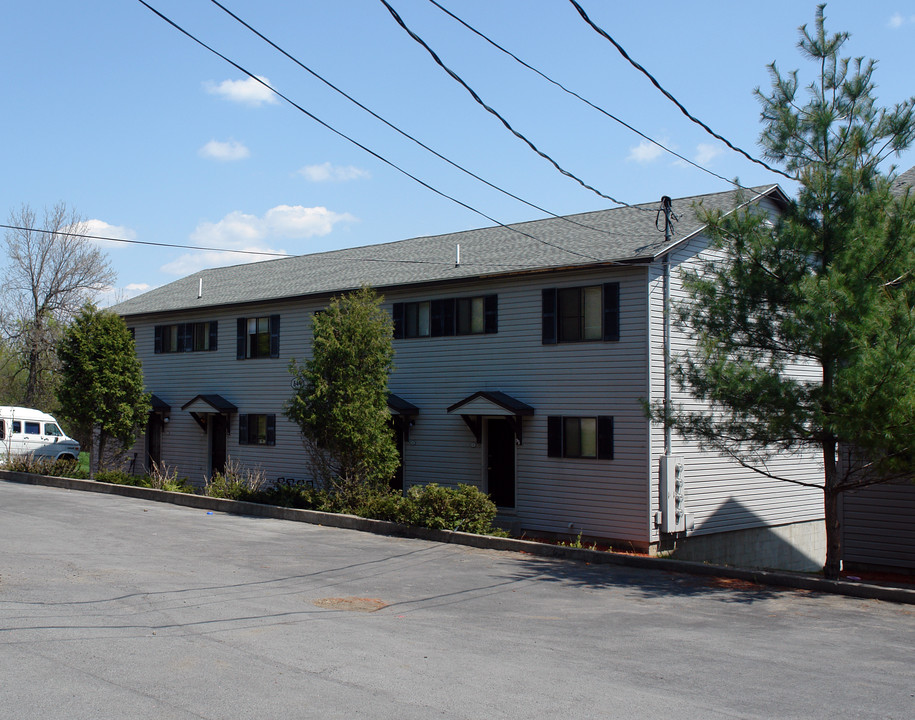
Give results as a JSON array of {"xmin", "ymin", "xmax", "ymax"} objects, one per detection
[
  {"xmin": 57, "ymin": 305, "xmax": 150, "ymax": 476},
  {"xmin": 668, "ymin": 6, "xmax": 915, "ymax": 579}
]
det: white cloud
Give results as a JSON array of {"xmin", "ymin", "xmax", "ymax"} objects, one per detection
[
  {"xmin": 298, "ymin": 162, "xmax": 370, "ymax": 182},
  {"xmin": 887, "ymin": 13, "xmax": 915, "ymax": 28},
  {"xmin": 203, "ymin": 76, "xmax": 278, "ymax": 106},
  {"xmin": 694, "ymin": 143, "xmax": 723, "ymax": 165},
  {"xmin": 96, "ymin": 282, "xmax": 154, "ymax": 308},
  {"xmin": 81, "ymin": 219, "xmax": 137, "ymax": 249},
  {"xmin": 161, "ymin": 205, "xmax": 356, "ymax": 276},
  {"xmin": 627, "ymin": 140, "xmax": 664, "ymax": 163},
  {"xmin": 199, "ymin": 139, "xmax": 250, "ymax": 161}
]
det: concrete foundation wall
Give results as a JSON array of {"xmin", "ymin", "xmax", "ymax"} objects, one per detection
[{"xmin": 671, "ymin": 519, "xmax": 825, "ymax": 572}]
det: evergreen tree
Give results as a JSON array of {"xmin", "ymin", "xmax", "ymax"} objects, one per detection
[
  {"xmin": 667, "ymin": 6, "xmax": 915, "ymax": 578},
  {"xmin": 57, "ymin": 305, "xmax": 150, "ymax": 476},
  {"xmin": 285, "ymin": 287, "xmax": 399, "ymax": 501}
]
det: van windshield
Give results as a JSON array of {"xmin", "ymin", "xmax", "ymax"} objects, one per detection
[{"xmin": 45, "ymin": 424, "xmax": 63, "ymax": 436}]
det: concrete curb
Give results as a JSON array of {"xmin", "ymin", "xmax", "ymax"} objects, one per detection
[{"xmin": 4, "ymin": 470, "xmax": 914, "ymax": 605}]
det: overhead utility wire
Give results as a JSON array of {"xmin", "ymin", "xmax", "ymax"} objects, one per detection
[
  {"xmin": 426, "ymin": 0, "xmax": 743, "ymax": 190},
  {"xmin": 0, "ymin": 223, "xmax": 287, "ymax": 258},
  {"xmin": 567, "ymin": 0, "xmax": 795, "ymax": 182},
  {"xmin": 207, "ymin": 0, "xmax": 638, "ymax": 242},
  {"xmin": 0, "ymin": 223, "xmax": 558, "ymax": 269},
  {"xmin": 378, "ymin": 0, "xmax": 649, "ymax": 212},
  {"xmin": 135, "ymin": 0, "xmax": 602, "ymax": 263}
]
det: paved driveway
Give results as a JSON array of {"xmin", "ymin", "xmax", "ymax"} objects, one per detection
[{"xmin": 2, "ymin": 481, "xmax": 913, "ymax": 719}]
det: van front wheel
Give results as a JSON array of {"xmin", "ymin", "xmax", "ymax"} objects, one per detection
[{"xmin": 57, "ymin": 454, "xmax": 75, "ymax": 462}]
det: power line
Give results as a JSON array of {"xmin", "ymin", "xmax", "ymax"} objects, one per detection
[
  {"xmin": 378, "ymin": 0, "xmax": 650, "ymax": 212},
  {"xmin": 1, "ymin": 221, "xmax": 655, "ymax": 270},
  {"xmin": 425, "ymin": 0, "xmax": 744, "ymax": 190},
  {"xmin": 135, "ymin": 0, "xmax": 608, "ymax": 263},
  {"xmin": 207, "ymin": 0, "xmax": 646, "ymax": 242},
  {"xmin": 567, "ymin": 0, "xmax": 796, "ymax": 182},
  {"xmin": 0, "ymin": 223, "xmax": 288, "ymax": 258}
]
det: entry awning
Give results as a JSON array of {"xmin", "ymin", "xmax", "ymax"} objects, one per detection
[
  {"xmin": 388, "ymin": 393, "xmax": 419, "ymax": 441},
  {"xmin": 181, "ymin": 394, "xmax": 238, "ymax": 432},
  {"xmin": 447, "ymin": 391, "xmax": 534, "ymax": 445},
  {"xmin": 150, "ymin": 394, "xmax": 170, "ymax": 413}
]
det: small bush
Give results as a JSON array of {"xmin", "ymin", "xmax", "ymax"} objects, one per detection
[
  {"xmin": 398, "ymin": 483, "xmax": 497, "ymax": 534},
  {"xmin": 205, "ymin": 458, "xmax": 267, "ymax": 500},
  {"xmin": 148, "ymin": 463, "xmax": 193, "ymax": 493},
  {"xmin": 3, "ymin": 455, "xmax": 87, "ymax": 479},
  {"xmin": 96, "ymin": 469, "xmax": 146, "ymax": 486}
]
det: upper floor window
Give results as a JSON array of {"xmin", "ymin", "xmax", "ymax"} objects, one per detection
[
  {"xmin": 542, "ymin": 283, "xmax": 619, "ymax": 344},
  {"xmin": 393, "ymin": 295, "xmax": 497, "ymax": 339},
  {"xmin": 154, "ymin": 321, "xmax": 218, "ymax": 354},
  {"xmin": 236, "ymin": 315, "xmax": 280, "ymax": 359}
]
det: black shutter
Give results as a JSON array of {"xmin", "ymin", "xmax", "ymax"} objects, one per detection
[
  {"xmin": 484, "ymin": 294, "xmax": 498, "ymax": 334},
  {"xmin": 597, "ymin": 416, "xmax": 614, "ymax": 460},
  {"xmin": 269, "ymin": 315, "xmax": 281, "ymax": 358},
  {"xmin": 442, "ymin": 298, "xmax": 455, "ymax": 336},
  {"xmin": 542, "ymin": 289, "xmax": 557, "ymax": 344},
  {"xmin": 603, "ymin": 282, "xmax": 620, "ymax": 342},
  {"xmin": 209, "ymin": 321, "xmax": 218, "ymax": 351},
  {"xmin": 392, "ymin": 303, "xmax": 405, "ymax": 339},
  {"xmin": 154, "ymin": 325, "xmax": 163, "ymax": 354},
  {"xmin": 236, "ymin": 318, "xmax": 246, "ymax": 359},
  {"xmin": 266, "ymin": 414, "xmax": 276, "ymax": 446},
  {"xmin": 238, "ymin": 414, "xmax": 248, "ymax": 445},
  {"xmin": 430, "ymin": 299, "xmax": 444, "ymax": 337},
  {"xmin": 547, "ymin": 416, "xmax": 562, "ymax": 457},
  {"xmin": 180, "ymin": 323, "xmax": 193, "ymax": 352}
]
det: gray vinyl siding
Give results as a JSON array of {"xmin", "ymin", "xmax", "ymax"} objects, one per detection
[
  {"xmin": 126, "ymin": 267, "xmax": 654, "ymax": 543},
  {"xmin": 841, "ymin": 482, "xmax": 915, "ymax": 570},
  {"xmin": 647, "ymin": 219, "xmax": 824, "ymax": 542}
]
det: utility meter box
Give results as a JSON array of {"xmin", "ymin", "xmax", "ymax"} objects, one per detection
[{"xmin": 660, "ymin": 455, "xmax": 686, "ymax": 533}]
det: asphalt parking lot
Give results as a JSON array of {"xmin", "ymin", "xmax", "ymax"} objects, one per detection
[{"xmin": 2, "ymin": 481, "xmax": 913, "ymax": 720}]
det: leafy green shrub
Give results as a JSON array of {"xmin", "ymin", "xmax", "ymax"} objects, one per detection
[
  {"xmin": 95, "ymin": 469, "xmax": 148, "ymax": 486},
  {"xmin": 148, "ymin": 463, "xmax": 193, "ymax": 493},
  {"xmin": 205, "ymin": 458, "xmax": 266, "ymax": 500},
  {"xmin": 255, "ymin": 478, "xmax": 325, "ymax": 509},
  {"xmin": 2, "ymin": 455, "xmax": 87, "ymax": 479},
  {"xmin": 398, "ymin": 483, "xmax": 497, "ymax": 534}
]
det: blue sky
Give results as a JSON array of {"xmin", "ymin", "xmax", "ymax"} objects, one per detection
[{"xmin": 3, "ymin": 1, "xmax": 914, "ymax": 302}]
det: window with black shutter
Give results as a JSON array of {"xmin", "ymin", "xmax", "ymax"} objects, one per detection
[
  {"xmin": 547, "ymin": 415, "xmax": 613, "ymax": 460},
  {"xmin": 542, "ymin": 283, "xmax": 620, "ymax": 344},
  {"xmin": 238, "ymin": 414, "xmax": 276, "ymax": 446},
  {"xmin": 393, "ymin": 295, "xmax": 497, "ymax": 338},
  {"xmin": 236, "ymin": 316, "xmax": 280, "ymax": 359},
  {"xmin": 154, "ymin": 321, "xmax": 217, "ymax": 353}
]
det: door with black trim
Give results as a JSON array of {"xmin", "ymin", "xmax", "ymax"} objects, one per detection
[
  {"xmin": 210, "ymin": 414, "xmax": 227, "ymax": 475},
  {"xmin": 486, "ymin": 418, "xmax": 515, "ymax": 508},
  {"xmin": 146, "ymin": 414, "xmax": 164, "ymax": 471}
]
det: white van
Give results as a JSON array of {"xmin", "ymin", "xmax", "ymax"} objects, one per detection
[{"xmin": 0, "ymin": 406, "xmax": 81, "ymax": 463}]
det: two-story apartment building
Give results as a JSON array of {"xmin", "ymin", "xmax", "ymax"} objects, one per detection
[{"xmin": 113, "ymin": 185, "xmax": 825, "ymax": 570}]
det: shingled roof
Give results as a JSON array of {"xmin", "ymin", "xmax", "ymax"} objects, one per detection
[
  {"xmin": 891, "ymin": 165, "xmax": 915, "ymax": 197},
  {"xmin": 113, "ymin": 185, "xmax": 782, "ymax": 317}
]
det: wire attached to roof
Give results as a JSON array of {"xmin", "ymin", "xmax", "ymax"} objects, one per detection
[
  {"xmin": 426, "ymin": 0, "xmax": 748, "ymax": 191},
  {"xmin": 135, "ymin": 0, "xmax": 605, "ymax": 263},
  {"xmin": 378, "ymin": 0, "xmax": 650, "ymax": 212},
  {"xmin": 567, "ymin": 0, "xmax": 795, "ymax": 182},
  {"xmin": 207, "ymin": 0, "xmax": 647, "ymax": 243}
]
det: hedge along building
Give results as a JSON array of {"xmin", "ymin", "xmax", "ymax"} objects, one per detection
[{"xmin": 112, "ymin": 185, "xmax": 825, "ymax": 570}]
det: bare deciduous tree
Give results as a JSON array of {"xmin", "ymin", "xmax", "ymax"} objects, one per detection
[{"xmin": 2, "ymin": 203, "xmax": 116, "ymax": 408}]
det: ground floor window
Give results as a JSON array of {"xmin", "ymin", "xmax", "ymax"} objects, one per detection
[
  {"xmin": 238, "ymin": 414, "xmax": 276, "ymax": 446},
  {"xmin": 547, "ymin": 415, "xmax": 613, "ymax": 459}
]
